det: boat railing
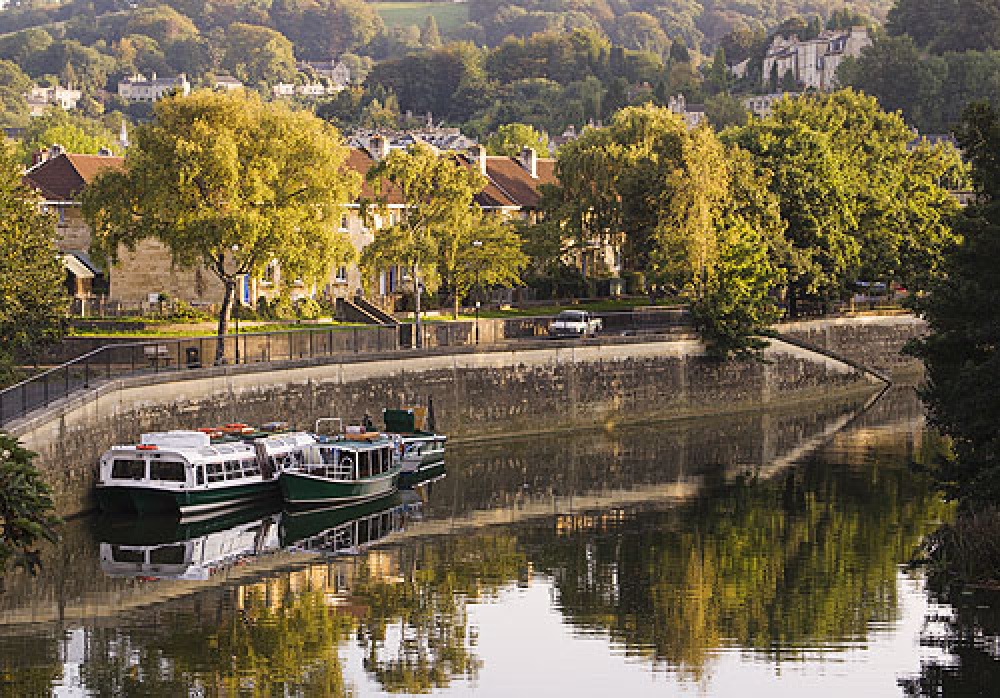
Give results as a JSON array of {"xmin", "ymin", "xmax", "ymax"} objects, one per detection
[{"xmin": 297, "ymin": 462, "xmax": 355, "ymax": 480}]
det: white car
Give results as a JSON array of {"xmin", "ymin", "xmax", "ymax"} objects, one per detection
[{"xmin": 548, "ymin": 310, "xmax": 602, "ymax": 338}]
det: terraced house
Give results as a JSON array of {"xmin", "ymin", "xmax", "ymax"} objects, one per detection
[{"xmin": 22, "ymin": 140, "xmax": 558, "ymax": 311}]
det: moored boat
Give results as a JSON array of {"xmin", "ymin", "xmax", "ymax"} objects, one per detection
[
  {"xmin": 96, "ymin": 429, "xmax": 316, "ymax": 516},
  {"xmin": 280, "ymin": 431, "xmax": 402, "ymax": 507},
  {"xmin": 382, "ymin": 406, "xmax": 447, "ymax": 473}
]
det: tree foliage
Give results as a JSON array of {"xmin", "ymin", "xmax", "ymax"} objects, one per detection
[
  {"xmin": 360, "ymin": 143, "xmax": 485, "ymax": 344},
  {"xmin": 484, "ymin": 122, "xmax": 549, "ymax": 156},
  {"xmin": 82, "ymin": 91, "xmax": 360, "ymax": 360},
  {"xmin": 0, "ymin": 140, "xmax": 66, "ymax": 373},
  {"xmin": 0, "ymin": 434, "xmax": 61, "ymax": 582},
  {"xmin": 909, "ymin": 103, "xmax": 1000, "ymax": 505}
]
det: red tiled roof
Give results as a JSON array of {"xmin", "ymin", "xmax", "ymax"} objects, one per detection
[
  {"xmin": 23, "ymin": 153, "xmax": 123, "ymax": 201},
  {"xmin": 485, "ymin": 156, "xmax": 557, "ymax": 209},
  {"xmin": 345, "ymin": 147, "xmax": 404, "ymax": 204}
]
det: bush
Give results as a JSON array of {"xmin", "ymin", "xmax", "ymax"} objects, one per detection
[
  {"xmin": 295, "ymin": 297, "xmax": 323, "ymax": 320},
  {"xmin": 0, "ymin": 434, "xmax": 60, "ymax": 581},
  {"xmin": 624, "ymin": 271, "xmax": 646, "ymax": 295}
]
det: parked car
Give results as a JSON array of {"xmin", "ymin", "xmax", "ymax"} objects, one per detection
[{"xmin": 548, "ymin": 310, "xmax": 602, "ymax": 338}]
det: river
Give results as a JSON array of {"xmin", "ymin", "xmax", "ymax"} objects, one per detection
[{"xmin": 1, "ymin": 386, "xmax": 996, "ymax": 696}]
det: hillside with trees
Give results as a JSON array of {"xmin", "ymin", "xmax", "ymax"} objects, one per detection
[{"xmin": 840, "ymin": 0, "xmax": 1000, "ymax": 133}]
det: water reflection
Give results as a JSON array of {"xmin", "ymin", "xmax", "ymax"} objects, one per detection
[{"xmin": 0, "ymin": 388, "xmax": 979, "ymax": 696}]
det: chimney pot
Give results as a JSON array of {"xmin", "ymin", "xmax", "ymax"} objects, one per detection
[{"xmin": 470, "ymin": 144, "xmax": 487, "ymax": 176}]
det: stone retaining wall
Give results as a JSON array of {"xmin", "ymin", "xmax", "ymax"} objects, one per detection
[{"xmin": 13, "ymin": 337, "xmax": 877, "ymax": 516}]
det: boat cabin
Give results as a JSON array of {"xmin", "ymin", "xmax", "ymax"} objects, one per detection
[
  {"xmin": 298, "ymin": 440, "xmax": 397, "ymax": 481},
  {"xmin": 99, "ymin": 431, "xmax": 263, "ymax": 490}
]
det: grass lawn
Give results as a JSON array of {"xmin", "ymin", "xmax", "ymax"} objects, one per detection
[
  {"xmin": 67, "ymin": 321, "xmax": 364, "ymax": 338},
  {"xmin": 371, "ymin": 1, "xmax": 470, "ymax": 32}
]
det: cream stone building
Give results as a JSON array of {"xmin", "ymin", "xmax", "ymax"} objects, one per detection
[
  {"xmin": 762, "ymin": 27, "xmax": 871, "ymax": 91},
  {"xmin": 23, "ymin": 140, "xmax": 561, "ymax": 309}
]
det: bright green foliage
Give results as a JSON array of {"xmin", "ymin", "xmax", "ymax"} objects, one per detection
[
  {"xmin": 221, "ymin": 22, "xmax": 297, "ymax": 85},
  {"xmin": 546, "ymin": 104, "xmax": 784, "ymax": 356},
  {"xmin": 725, "ymin": 89, "xmax": 961, "ymax": 310},
  {"xmin": 484, "ymin": 122, "xmax": 549, "ymax": 156},
  {"xmin": 16, "ymin": 109, "xmax": 119, "ymax": 164},
  {"xmin": 0, "ymin": 141, "xmax": 66, "ymax": 373},
  {"xmin": 909, "ymin": 103, "xmax": 1000, "ymax": 505},
  {"xmin": 0, "ymin": 60, "xmax": 32, "ymax": 129},
  {"xmin": 444, "ymin": 213, "xmax": 528, "ymax": 317},
  {"xmin": 0, "ymin": 434, "xmax": 61, "ymax": 579},
  {"xmin": 360, "ymin": 143, "xmax": 485, "ymax": 344},
  {"xmin": 82, "ymin": 91, "xmax": 360, "ymax": 361}
]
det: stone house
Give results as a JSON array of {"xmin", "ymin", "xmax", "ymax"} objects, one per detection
[
  {"xmin": 23, "ymin": 140, "xmax": 562, "ymax": 310},
  {"xmin": 22, "ymin": 150, "xmax": 223, "ymax": 305},
  {"xmin": 118, "ymin": 73, "xmax": 191, "ymax": 102},
  {"xmin": 762, "ymin": 27, "xmax": 870, "ymax": 91},
  {"xmin": 27, "ymin": 85, "xmax": 82, "ymax": 116}
]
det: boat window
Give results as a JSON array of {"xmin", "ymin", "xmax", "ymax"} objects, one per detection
[
  {"xmin": 150, "ymin": 460, "xmax": 186, "ymax": 482},
  {"xmin": 111, "ymin": 459, "xmax": 146, "ymax": 480},
  {"xmin": 372, "ymin": 448, "xmax": 381, "ymax": 475},
  {"xmin": 206, "ymin": 462, "xmax": 225, "ymax": 483},
  {"xmin": 196, "ymin": 466, "xmax": 204, "ymax": 486},
  {"xmin": 111, "ymin": 546, "xmax": 145, "ymax": 563},
  {"xmin": 242, "ymin": 458, "xmax": 260, "ymax": 477},
  {"xmin": 149, "ymin": 545, "xmax": 186, "ymax": 565},
  {"xmin": 359, "ymin": 450, "xmax": 371, "ymax": 478},
  {"xmin": 225, "ymin": 460, "xmax": 242, "ymax": 480},
  {"xmin": 321, "ymin": 447, "xmax": 336, "ymax": 465}
]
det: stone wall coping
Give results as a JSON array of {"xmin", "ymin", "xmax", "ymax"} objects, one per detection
[{"xmin": 5, "ymin": 331, "xmax": 698, "ymax": 437}]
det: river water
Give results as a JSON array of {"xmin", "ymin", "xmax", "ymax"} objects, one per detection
[{"xmin": 1, "ymin": 386, "xmax": 996, "ymax": 697}]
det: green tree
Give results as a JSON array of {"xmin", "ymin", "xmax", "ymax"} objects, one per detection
[
  {"xmin": 0, "ymin": 140, "xmax": 67, "ymax": 373},
  {"xmin": 484, "ymin": 122, "xmax": 549, "ymax": 156},
  {"xmin": 221, "ymin": 23, "xmax": 297, "ymax": 86},
  {"xmin": 0, "ymin": 434, "xmax": 60, "ymax": 581},
  {"xmin": 443, "ymin": 213, "xmax": 527, "ymax": 318},
  {"xmin": 82, "ymin": 91, "xmax": 360, "ymax": 362},
  {"xmin": 908, "ymin": 103, "xmax": 1000, "ymax": 504},
  {"xmin": 360, "ymin": 143, "xmax": 484, "ymax": 346},
  {"xmin": 0, "ymin": 60, "xmax": 32, "ymax": 129},
  {"xmin": 17, "ymin": 110, "xmax": 119, "ymax": 164},
  {"xmin": 705, "ymin": 46, "xmax": 729, "ymax": 95}
]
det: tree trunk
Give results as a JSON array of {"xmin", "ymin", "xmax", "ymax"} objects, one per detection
[
  {"xmin": 413, "ymin": 263, "xmax": 423, "ymax": 349},
  {"xmin": 788, "ymin": 284, "xmax": 798, "ymax": 319},
  {"xmin": 453, "ymin": 291, "xmax": 460, "ymax": 321},
  {"xmin": 216, "ymin": 279, "xmax": 235, "ymax": 364}
]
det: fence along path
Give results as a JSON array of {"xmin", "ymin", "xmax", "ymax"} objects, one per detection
[{"xmin": 0, "ymin": 325, "xmax": 399, "ymax": 428}]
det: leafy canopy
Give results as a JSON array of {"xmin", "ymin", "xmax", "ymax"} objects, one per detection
[{"xmin": 0, "ymin": 139, "xmax": 66, "ymax": 373}]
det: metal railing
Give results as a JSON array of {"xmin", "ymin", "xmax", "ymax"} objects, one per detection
[{"xmin": 0, "ymin": 325, "xmax": 399, "ymax": 428}]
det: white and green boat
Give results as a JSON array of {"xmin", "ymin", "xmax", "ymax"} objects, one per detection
[
  {"xmin": 383, "ymin": 407, "xmax": 447, "ymax": 474},
  {"xmin": 97, "ymin": 430, "xmax": 315, "ymax": 516},
  {"xmin": 279, "ymin": 432, "xmax": 401, "ymax": 508}
]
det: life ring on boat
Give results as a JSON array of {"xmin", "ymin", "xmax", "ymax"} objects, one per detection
[{"xmin": 136, "ymin": 444, "xmax": 158, "ymax": 450}]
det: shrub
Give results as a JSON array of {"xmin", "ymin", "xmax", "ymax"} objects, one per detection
[
  {"xmin": 295, "ymin": 297, "xmax": 323, "ymax": 320},
  {"xmin": 0, "ymin": 434, "xmax": 60, "ymax": 581}
]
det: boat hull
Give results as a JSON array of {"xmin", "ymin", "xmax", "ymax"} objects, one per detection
[
  {"xmin": 280, "ymin": 468, "xmax": 400, "ymax": 507},
  {"xmin": 96, "ymin": 480, "xmax": 279, "ymax": 516},
  {"xmin": 399, "ymin": 460, "xmax": 446, "ymax": 488}
]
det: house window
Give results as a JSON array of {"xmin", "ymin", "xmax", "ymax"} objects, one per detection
[
  {"xmin": 57, "ymin": 207, "xmax": 66, "ymax": 225},
  {"xmin": 335, "ymin": 266, "xmax": 348, "ymax": 282},
  {"xmin": 340, "ymin": 214, "xmax": 349, "ymax": 230},
  {"xmin": 389, "ymin": 211, "xmax": 399, "ymax": 226}
]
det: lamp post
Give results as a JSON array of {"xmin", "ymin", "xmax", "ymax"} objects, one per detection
[
  {"xmin": 232, "ymin": 244, "xmax": 240, "ymax": 365},
  {"xmin": 472, "ymin": 240, "xmax": 482, "ymax": 344}
]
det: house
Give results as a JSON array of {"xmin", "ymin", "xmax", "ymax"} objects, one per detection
[
  {"xmin": 118, "ymin": 73, "xmax": 191, "ymax": 102},
  {"xmin": 22, "ymin": 140, "xmax": 563, "ymax": 309},
  {"xmin": 213, "ymin": 76, "xmax": 244, "ymax": 92},
  {"xmin": 272, "ymin": 83, "xmax": 296, "ymax": 98},
  {"xmin": 762, "ymin": 27, "xmax": 870, "ymax": 91},
  {"xmin": 743, "ymin": 92, "xmax": 799, "ymax": 118},
  {"xmin": 728, "ymin": 58, "xmax": 751, "ymax": 81},
  {"xmin": 26, "ymin": 85, "xmax": 82, "ymax": 116},
  {"xmin": 668, "ymin": 94, "xmax": 706, "ymax": 129},
  {"xmin": 22, "ymin": 149, "xmax": 222, "ymax": 304},
  {"xmin": 297, "ymin": 59, "xmax": 351, "ymax": 89}
]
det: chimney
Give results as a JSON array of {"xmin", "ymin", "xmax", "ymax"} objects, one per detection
[
  {"xmin": 49, "ymin": 143, "xmax": 64, "ymax": 158},
  {"xmin": 520, "ymin": 146, "xmax": 538, "ymax": 178},
  {"xmin": 370, "ymin": 135, "xmax": 390, "ymax": 160},
  {"xmin": 470, "ymin": 144, "xmax": 487, "ymax": 176},
  {"xmin": 97, "ymin": 147, "xmax": 113, "ymax": 156},
  {"xmin": 32, "ymin": 148, "xmax": 49, "ymax": 166}
]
